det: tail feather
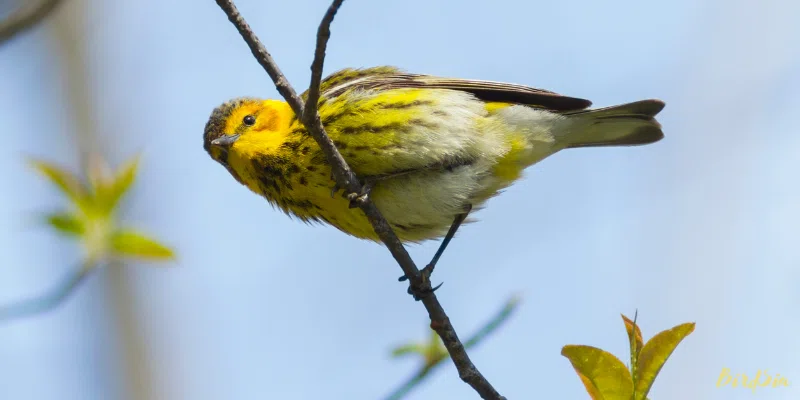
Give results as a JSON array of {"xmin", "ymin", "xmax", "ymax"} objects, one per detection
[{"xmin": 564, "ymin": 99, "xmax": 665, "ymax": 148}]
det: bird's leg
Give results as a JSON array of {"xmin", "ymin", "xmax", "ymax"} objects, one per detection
[{"xmin": 401, "ymin": 204, "xmax": 473, "ymax": 301}]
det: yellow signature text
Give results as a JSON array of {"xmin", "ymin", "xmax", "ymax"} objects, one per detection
[{"xmin": 716, "ymin": 368, "xmax": 790, "ymax": 392}]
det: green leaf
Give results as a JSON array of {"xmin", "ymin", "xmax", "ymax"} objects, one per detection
[
  {"xmin": 391, "ymin": 343, "xmax": 427, "ymax": 358},
  {"xmin": 44, "ymin": 212, "xmax": 85, "ymax": 237},
  {"xmin": 29, "ymin": 159, "xmax": 88, "ymax": 208},
  {"xmin": 634, "ymin": 322, "xmax": 695, "ymax": 400},
  {"xmin": 562, "ymin": 345, "xmax": 634, "ymax": 400},
  {"xmin": 110, "ymin": 156, "xmax": 139, "ymax": 204},
  {"xmin": 110, "ymin": 229, "xmax": 175, "ymax": 261},
  {"xmin": 622, "ymin": 313, "xmax": 644, "ymax": 381},
  {"xmin": 423, "ymin": 329, "xmax": 447, "ymax": 367},
  {"xmin": 622, "ymin": 314, "xmax": 644, "ymax": 357},
  {"xmin": 95, "ymin": 155, "xmax": 140, "ymax": 213}
]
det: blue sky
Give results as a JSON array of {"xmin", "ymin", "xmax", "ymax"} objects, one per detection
[{"xmin": 0, "ymin": 0, "xmax": 798, "ymax": 399}]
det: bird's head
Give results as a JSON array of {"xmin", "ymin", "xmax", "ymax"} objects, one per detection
[{"xmin": 203, "ymin": 97, "xmax": 295, "ymax": 181}]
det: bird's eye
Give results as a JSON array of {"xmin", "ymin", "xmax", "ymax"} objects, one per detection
[{"xmin": 243, "ymin": 115, "xmax": 256, "ymax": 126}]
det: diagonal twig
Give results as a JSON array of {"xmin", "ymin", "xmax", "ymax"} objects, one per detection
[
  {"xmin": 386, "ymin": 368, "xmax": 430, "ymax": 400},
  {"xmin": 302, "ymin": 0, "xmax": 342, "ymax": 122},
  {"xmin": 386, "ymin": 295, "xmax": 521, "ymax": 400},
  {"xmin": 213, "ymin": 1, "xmax": 505, "ymax": 399}
]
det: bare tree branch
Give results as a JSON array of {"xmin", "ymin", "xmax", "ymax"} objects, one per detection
[
  {"xmin": 212, "ymin": 1, "xmax": 505, "ymax": 398},
  {"xmin": 0, "ymin": 0, "xmax": 65, "ymax": 44},
  {"xmin": 386, "ymin": 295, "xmax": 521, "ymax": 400},
  {"xmin": 303, "ymin": 0, "xmax": 343, "ymax": 122}
]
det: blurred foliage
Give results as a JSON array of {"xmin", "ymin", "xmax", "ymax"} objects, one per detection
[
  {"xmin": 385, "ymin": 295, "xmax": 520, "ymax": 400},
  {"xmin": 0, "ymin": 155, "xmax": 174, "ymax": 321},
  {"xmin": 561, "ymin": 313, "xmax": 695, "ymax": 400},
  {"xmin": 31, "ymin": 155, "xmax": 174, "ymax": 264}
]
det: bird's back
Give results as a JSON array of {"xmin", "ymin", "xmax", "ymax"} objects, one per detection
[{"xmin": 277, "ymin": 84, "xmax": 568, "ymax": 242}]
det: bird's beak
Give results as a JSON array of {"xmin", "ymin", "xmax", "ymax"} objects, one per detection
[{"xmin": 211, "ymin": 133, "xmax": 241, "ymax": 148}]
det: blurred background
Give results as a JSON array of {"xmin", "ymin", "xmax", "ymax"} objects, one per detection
[{"xmin": 1, "ymin": 0, "xmax": 798, "ymax": 399}]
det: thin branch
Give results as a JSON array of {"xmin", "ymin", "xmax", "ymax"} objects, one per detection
[
  {"xmin": 463, "ymin": 295, "xmax": 520, "ymax": 349},
  {"xmin": 214, "ymin": 0, "xmax": 359, "ymax": 194},
  {"xmin": 303, "ymin": 0, "xmax": 343, "ymax": 121},
  {"xmin": 385, "ymin": 295, "xmax": 521, "ymax": 400},
  {"xmin": 213, "ymin": 1, "xmax": 505, "ymax": 399},
  {"xmin": 386, "ymin": 368, "xmax": 431, "ymax": 400},
  {"xmin": 0, "ymin": 265, "xmax": 92, "ymax": 321},
  {"xmin": 0, "ymin": 0, "xmax": 65, "ymax": 44}
]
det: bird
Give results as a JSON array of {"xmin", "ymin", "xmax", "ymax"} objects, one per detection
[{"xmin": 204, "ymin": 66, "xmax": 664, "ymax": 285}]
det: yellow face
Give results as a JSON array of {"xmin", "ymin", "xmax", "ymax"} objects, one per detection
[{"xmin": 203, "ymin": 97, "xmax": 293, "ymax": 183}]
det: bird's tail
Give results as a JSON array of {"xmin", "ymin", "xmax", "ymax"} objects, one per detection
[{"xmin": 563, "ymin": 99, "xmax": 666, "ymax": 148}]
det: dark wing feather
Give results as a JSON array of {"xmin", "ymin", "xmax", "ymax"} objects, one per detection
[{"xmin": 317, "ymin": 67, "xmax": 592, "ymax": 112}]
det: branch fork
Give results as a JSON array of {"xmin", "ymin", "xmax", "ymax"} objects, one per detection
[{"xmin": 213, "ymin": 1, "xmax": 505, "ymax": 398}]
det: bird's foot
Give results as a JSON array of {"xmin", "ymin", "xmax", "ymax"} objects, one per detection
[
  {"xmin": 399, "ymin": 263, "xmax": 442, "ymax": 301},
  {"xmin": 346, "ymin": 178, "xmax": 376, "ymax": 208}
]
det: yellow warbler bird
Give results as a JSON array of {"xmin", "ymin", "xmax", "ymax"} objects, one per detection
[{"xmin": 204, "ymin": 66, "xmax": 664, "ymax": 274}]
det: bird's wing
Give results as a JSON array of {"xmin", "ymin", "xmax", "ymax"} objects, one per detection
[
  {"xmin": 313, "ymin": 66, "xmax": 592, "ymax": 112},
  {"xmin": 296, "ymin": 67, "xmax": 593, "ymax": 178}
]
